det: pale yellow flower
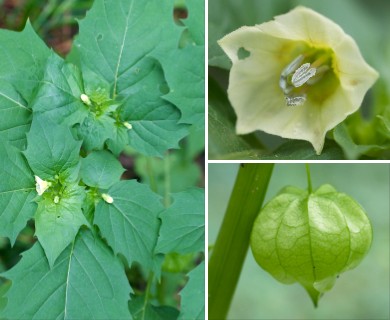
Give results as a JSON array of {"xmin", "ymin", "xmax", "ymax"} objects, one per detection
[
  {"xmin": 35, "ymin": 176, "xmax": 52, "ymax": 196},
  {"xmin": 218, "ymin": 6, "xmax": 379, "ymax": 154}
]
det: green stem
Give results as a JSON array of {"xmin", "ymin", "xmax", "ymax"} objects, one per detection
[
  {"xmin": 306, "ymin": 164, "xmax": 312, "ymax": 193},
  {"xmin": 146, "ymin": 158, "xmax": 158, "ymax": 193},
  {"xmin": 208, "ymin": 164, "xmax": 274, "ymax": 320},
  {"xmin": 163, "ymin": 153, "xmax": 171, "ymax": 207},
  {"xmin": 141, "ymin": 271, "xmax": 154, "ymax": 320}
]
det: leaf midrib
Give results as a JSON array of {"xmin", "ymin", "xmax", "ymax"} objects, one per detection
[{"xmin": 113, "ymin": 0, "xmax": 134, "ymax": 98}]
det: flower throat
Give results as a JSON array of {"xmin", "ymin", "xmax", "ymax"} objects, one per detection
[{"xmin": 280, "ymin": 50, "xmax": 333, "ymax": 107}]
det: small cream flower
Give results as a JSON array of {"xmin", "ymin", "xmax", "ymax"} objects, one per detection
[
  {"xmin": 35, "ymin": 176, "xmax": 52, "ymax": 196},
  {"xmin": 123, "ymin": 121, "xmax": 132, "ymax": 130},
  {"xmin": 80, "ymin": 93, "xmax": 92, "ymax": 106},
  {"xmin": 218, "ymin": 6, "xmax": 379, "ymax": 154},
  {"xmin": 101, "ymin": 193, "xmax": 114, "ymax": 204}
]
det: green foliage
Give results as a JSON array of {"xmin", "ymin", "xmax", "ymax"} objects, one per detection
[
  {"xmin": 80, "ymin": 150, "xmax": 125, "ymax": 189},
  {"xmin": 179, "ymin": 261, "xmax": 205, "ymax": 320},
  {"xmin": 34, "ymin": 183, "xmax": 88, "ymax": 268},
  {"xmin": 129, "ymin": 294, "xmax": 180, "ymax": 320},
  {"xmin": 0, "ymin": 0, "xmax": 204, "ymax": 318},
  {"xmin": 24, "ymin": 115, "xmax": 82, "ymax": 181},
  {"xmin": 0, "ymin": 142, "xmax": 36, "ymax": 245},
  {"xmin": 251, "ymin": 184, "xmax": 373, "ymax": 306},
  {"xmin": 0, "ymin": 21, "xmax": 51, "ymax": 149},
  {"xmin": 31, "ymin": 53, "xmax": 88, "ymax": 126},
  {"xmin": 2, "ymin": 230, "xmax": 132, "ymax": 319},
  {"xmin": 157, "ymin": 188, "xmax": 205, "ymax": 254},
  {"xmin": 95, "ymin": 180, "xmax": 162, "ymax": 272}
]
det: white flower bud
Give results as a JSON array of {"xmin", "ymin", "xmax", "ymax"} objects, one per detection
[
  {"xmin": 123, "ymin": 122, "xmax": 132, "ymax": 130},
  {"xmin": 80, "ymin": 93, "xmax": 92, "ymax": 106},
  {"xmin": 102, "ymin": 193, "xmax": 114, "ymax": 204}
]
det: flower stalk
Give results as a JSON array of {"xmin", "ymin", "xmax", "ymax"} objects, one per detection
[{"xmin": 209, "ymin": 164, "xmax": 274, "ymax": 319}]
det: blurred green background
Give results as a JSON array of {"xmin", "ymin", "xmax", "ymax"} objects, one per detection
[{"xmin": 209, "ymin": 164, "xmax": 390, "ymax": 319}]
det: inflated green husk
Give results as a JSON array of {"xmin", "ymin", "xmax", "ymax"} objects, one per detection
[{"xmin": 250, "ymin": 184, "xmax": 372, "ymax": 306}]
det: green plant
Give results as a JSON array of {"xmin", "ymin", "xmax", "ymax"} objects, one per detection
[
  {"xmin": 209, "ymin": 164, "xmax": 373, "ymax": 318},
  {"xmin": 0, "ymin": 0, "xmax": 205, "ymax": 319}
]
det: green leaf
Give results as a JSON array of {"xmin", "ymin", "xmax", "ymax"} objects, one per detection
[
  {"xmin": 129, "ymin": 294, "xmax": 179, "ymax": 320},
  {"xmin": 178, "ymin": 262, "xmax": 205, "ymax": 320},
  {"xmin": 72, "ymin": 0, "xmax": 181, "ymax": 97},
  {"xmin": 377, "ymin": 115, "xmax": 390, "ymax": 139},
  {"xmin": 0, "ymin": 281, "xmax": 11, "ymax": 313},
  {"xmin": 0, "ymin": 20, "xmax": 50, "ymax": 82},
  {"xmin": 0, "ymin": 21, "xmax": 50, "ymax": 148},
  {"xmin": 95, "ymin": 180, "xmax": 163, "ymax": 271},
  {"xmin": 333, "ymin": 123, "xmax": 386, "ymax": 159},
  {"xmin": 106, "ymin": 125, "xmax": 130, "ymax": 156},
  {"xmin": 0, "ymin": 80, "xmax": 32, "ymax": 149},
  {"xmin": 34, "ymin": 184, "xmax": 88, "ymax": 268},
  {"xmin": 72, "ymin": 0, "xmax": 190, "ymax": 156},
  {"xmin": 260, "ymin": 139, "xmax": 345, "ymax": 160},
  {"xmin": 24, "ymin": 115, "xmax": 82, "ymax": 181},
  {"xmin": 250, "ymin": 184, "xmax": 373, "ymax": 306},
  {"xmin": 30, "ymin": 53, "xmax": 88, "ymax": 125},
  {"xmin": 155, "ymin": 0, "xmax": 205, "ymax": 128},
  {"xmin": 158, "ymin": 45, "xmax": 205, "ymax": 127},
  {"xmin": 0, "ymin": 141, "xmax": 36, "ymax": 244},
  {"xmin": 80, "ymin": 150, "xmax": 125, "ymax": 189},
  {"xmin": 208, "ymin": 77, "xmax": 264, "ymax": 159},
  {"xmin": 76, "ymin": 113, "xmax": 116, "ymax": 151},
  {"xmin": 156, "ymin": 188, "xmax": 204, "ymax": 254},
  {"xmin": 119, "ymin": 58, "xmax": 189, "ymax": 156},
  {"xmin": 1, "ymin": 229, "xmax": 132, "ymax": 319},
  {"xmin": 183, "ymin": 0, "xmax": 205, "ymax": 46}
]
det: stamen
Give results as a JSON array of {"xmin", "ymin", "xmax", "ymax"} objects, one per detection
[
  {"xmin": 306, "ymin": 65, "xmax": 329, "ymax": 85},
  {"xmin": 280, "ymin": 53, "xmax": 330, "ymax": 107},
  {"xmin": 281, "ymin": 54, "xmax": 304, "ymax": 77},
  {"xmin": 292, "ymin": 63, "xmax": 316, "ymax": 87},
  {"xmin": 280, "ymin": 54, "xmax": 304, "ymax": 94}
]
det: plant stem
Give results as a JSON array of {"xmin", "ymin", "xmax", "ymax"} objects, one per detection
[
  {"xmin": 141, "ymin": 271, "xmax": 154, "ymax": 320},
  {"xmin": 163, "ymin": 153, "xmax": 171, "ymax": 207},
  {"xmin": 306, "ymin": 164, "xmax": 312, "ymax": 193},
  {"xmin": 208, "ymin": 164, "xmax": 274, "ymax": 319}
]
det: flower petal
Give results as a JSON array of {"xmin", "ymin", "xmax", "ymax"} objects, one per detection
[{"xmin": 218, "ymin": 6, "xmax": 379, "ymax": 155}]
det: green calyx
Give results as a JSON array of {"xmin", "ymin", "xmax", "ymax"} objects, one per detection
[
  {"xmin": 35, "ymin": 174, "xmax": 75, "ymax": 206},
  {"xmin": 82, "ymin": 88, "xmax": 119, "ymax": 117},
  {"xmin": 250, "ymin": 184, "xmax": 372, "ymax": 307}
]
